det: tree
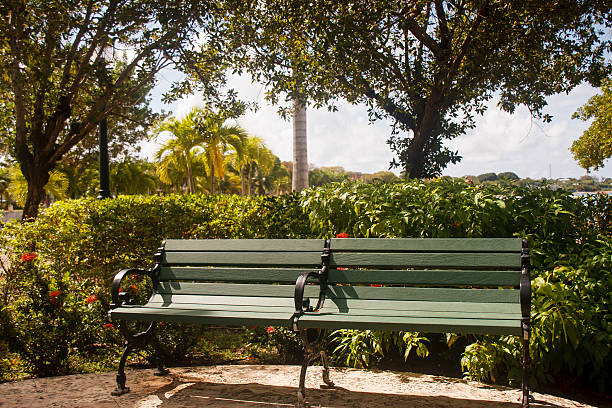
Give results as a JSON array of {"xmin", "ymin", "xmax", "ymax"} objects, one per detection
[
  {"xmin": 7, "ymin": 166, "xmax": 68, "ymax": 207},
  {"xmin": 571, "ymin": 78, "xmax": 612, "ymax": 171},
  {"xmin": 195, "ymin": 110, "xmax": 248, "ymax": 195},
  {"xmin": 110, "ymin": 159, "xmax": 157, "ymax": 196},
  {"xmin": 0, "ymin": 0, "xmax": 233, "ymax": 219},
  {"xmin": 154, "ymin": 111, "xmax": 204, "ymax": 194},
  {"xmin": 293, "ymin": 101, "xmax": 309, "ymax": 191},
  {"xmin": 498, "ymin": 172, "xmax": 520, "ymax": 181},
  {"xmin": 220, "ymin": 0, "xmax": 610, "ymax": 178}
]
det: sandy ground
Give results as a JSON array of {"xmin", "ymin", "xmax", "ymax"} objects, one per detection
[{"xmin": 0, "ymin": 365, "xmax": 605, "ymax": 408}]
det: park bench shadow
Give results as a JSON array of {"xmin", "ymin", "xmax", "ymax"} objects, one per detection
[{"xmin": 141, "ymin": 377, "xmax": 559, "ymax": 407}]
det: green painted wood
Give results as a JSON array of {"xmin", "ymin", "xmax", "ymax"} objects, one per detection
[
  {"xmin": 141, "ymin": 301, "xmax": 520, "ymax": 320},
  {"xmin": 159, "ymin": 266, "xmax": 314, "ymax": 282},
  {"xmin": 323, "ymin": 298, "xmax": 519, "ymax": 314},
  {"xmin": 164, "ymin": 239, "xmax": 324, "ymax": 252},
  {"xmin": 156, "ymin": 282, "xmax": 321, "ymax": 298},
  {"xmin": 325, "ymin": 285, "xmax": 520, "ymax": 303},
  {"xmin": 146, "ymin": 294, "xmax": 520, "ymax": 315},
  {"xmin": 297, "ymin": 314, "xmax": 522, "ymax": 335},
  {"xmin": 163, "ymin": 251, "xmax": 322, "ymax": 267},
  {"xmin": 109, "ymin": 307, "xmax": 293, "ymax": 327},
  {"xmin": 330, "ymin": 252, "xmax": 520, "ymax": 269},
  {"xmin": 327, "ymin": 269, "xmax": 520, "ymax": 286},
  {"xmin": 330, "ymin": 238, "xmax": 522, "ymax": 252},
  {"xmin": 148, "ymin": 294, "xmax": 296, "ymax": 307}
]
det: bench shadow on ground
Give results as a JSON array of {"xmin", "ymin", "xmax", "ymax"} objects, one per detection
[{"xmin": 138, "ymin": 378, "xmax": 560, "ymax": 408}]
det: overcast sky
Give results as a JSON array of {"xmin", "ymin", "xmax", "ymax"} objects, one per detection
[{"xmin": 143, "ymin": 71, "xmax": 611, "ymax": 180}]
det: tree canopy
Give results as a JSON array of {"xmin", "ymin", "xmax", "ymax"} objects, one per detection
[
  {"xmin": 218, "ymin": 0, "xmax": 611, "ymax": 177},
  {"xmin": 0, "ymin": 0, "xmax": 237, "ymax": 219},
  {"xmin": 571, "ymin": 78, "xmax": 612, "ymax": 171}
]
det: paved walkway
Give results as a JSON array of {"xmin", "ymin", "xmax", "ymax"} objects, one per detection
[{"xmin": 0, "ymin": 365, "xmax": 602, "ymax": 408}]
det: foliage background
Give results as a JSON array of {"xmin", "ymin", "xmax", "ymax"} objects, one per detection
[{"xmin": 0, "ymin": 180, "xmax": 609, "ymax": 393}]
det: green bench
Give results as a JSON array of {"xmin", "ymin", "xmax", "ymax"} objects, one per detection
[{"xmin": 108, "ymin": 237, "xmax": 532, "ymax": 407}]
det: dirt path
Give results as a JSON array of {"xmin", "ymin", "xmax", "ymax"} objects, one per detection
[{"xmin": 0, "ymin": 365, "xmax": 603, "ymax": 408}]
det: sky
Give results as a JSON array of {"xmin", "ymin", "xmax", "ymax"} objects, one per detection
[{"xmin": 143, "ymin": 70, "xmax": 611, "ymax": 181}]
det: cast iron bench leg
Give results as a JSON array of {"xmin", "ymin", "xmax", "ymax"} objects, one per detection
[{"xmin": 111, "ymin": 342, "xmax": 133, "ymax": 396}]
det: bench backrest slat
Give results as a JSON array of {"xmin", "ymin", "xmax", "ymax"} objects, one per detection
[
  {"xmin": 163, "ymin": 251, "xmax": 322, "ymax": 267},
  {"xmin": 164, "ymin": 238, "xmax": 324, "ymax": 252},
  {"xmin": 325, "ymin": 285, "xmax": 519, "ymax": 303},
  {"xmin": 330, "ymin": 237, "xmax": 522, "ymax": 252},
  {"xmin": 327, "ymin": 269, "xmax": 520, "ymax": 286},
  {"xmin": 157, "ymin": 282, "xmax": 320, "ymax": 298},
  {"xmin": 159, "ymin": 267, "xmax": 315, "ymax": 283},
  {"xmin": 329, "ymin": 252, "xmax": 520, "ymax": 269}
]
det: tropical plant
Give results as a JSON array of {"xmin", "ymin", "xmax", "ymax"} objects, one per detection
[
  {"xmin": 194, "ymin": 109, "xmax": 248, "ymax": 195},
  {"xmin": 154, "ymin": 110, "xmax": 206, "ymax": 193},
  {"xmin": 110, "ymin": 159, "xmax": 158, "ymax": 196}
]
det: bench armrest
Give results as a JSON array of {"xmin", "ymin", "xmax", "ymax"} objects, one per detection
[
  {"xmin": 293, "ymin": 269, "xmax": 328, "ymax": 331},
  {"xmin": 110, "ymin": 268, "xmax": 154, "ymax": 309}
]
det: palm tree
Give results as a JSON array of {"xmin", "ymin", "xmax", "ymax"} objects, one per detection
[
  {"xmin": 292, "ymin": 99, "xmax": 309, "ymax": 191},
  {"xmin": 110, "ymin": 159, "xmax": 158, "ymax": 196},
  {"xmin": 195, "ymin": 110, "xmax": 248, "ymax": 195},
  {"xmin": 154, "ymin": 110, "xmax": 203, "ymax": 193}
]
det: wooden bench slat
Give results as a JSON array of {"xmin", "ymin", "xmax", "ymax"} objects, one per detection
[
  {"xmin": 330, "ymin": 252, "xmax": 520, "ymax": 269},
  {"xmin": 148, "ymin": 294, "xmax": 295, "ymax": 307},
  {"xmin": 159, "ymin": 266, "xmax": 316, "ymax": 282},
  {"xmin": 163, "ymin": 251, "xmax": 322, "ymax": 267},
  {"xmin": 298, "ymin": 314, "xmax": 522, "ymax": 335},
  {"xmin": 156, "ymin": 282, "xmax": 321, "ymax": 298},
  {"xmin": 326, "ymin": 286, "xmax": 520, "ymax": 303},
  {"xmin": 328, "ymin": 269, "xmax": 520, "ymax": 286},
  {"xmin": 147, "ymin": 294, "xmax": 519, "ymax": 314},
  {"xmin": 110, "ymin": 307, "xmax": 293, "ymax": 327},
  {"xmin": 164, "ymin": 239, "xmax": 324, "ymax": 252},
  {"xmin": 141, "ymin": 301, "xmax": 520, "ymax": 320},
  {"xmin": 330, "ymin": 238, "xmax": 522, "ymax": 252}
]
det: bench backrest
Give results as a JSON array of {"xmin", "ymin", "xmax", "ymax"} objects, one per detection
[
  {"xmin": 155, "ymin": 239, "xmax": 324, "ymax": 301},
  {"xmin": 325, "ymin": 237, "xmax": 524, "ymax": 308}
]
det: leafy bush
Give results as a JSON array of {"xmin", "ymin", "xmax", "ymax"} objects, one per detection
[{"xmin": 301, "ymin": 180, "xmax": 611, "ymax": 391}]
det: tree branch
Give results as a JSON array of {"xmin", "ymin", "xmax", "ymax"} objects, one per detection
[{"xmin": 403, "ymin": 9, "xmax": 442, "ymax": 59}]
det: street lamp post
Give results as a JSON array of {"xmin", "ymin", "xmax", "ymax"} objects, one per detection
[{"xmin": 97, "ymin": 113, "xmax": 111, "ymax": 199}]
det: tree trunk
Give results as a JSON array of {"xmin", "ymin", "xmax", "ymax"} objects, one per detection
[
  {"xmin": 240, "ymin": 166, "xmax": 245, "ymax": 197},
  {"xmin": 247, "ymin": 165, "xmax": 252, "ymax": 195},
  {"xmin": 210, "ymin": 162, "xmax": 215, "ymax": 195},
  {"xmin": 185, "ymin": 153, "xmax": 195, "ymax": 193},
  {"xmin": 21, "ymin": 165, "xmax": 51, "ymax": 221},
  {"xmin": 292, "ymin": 99, "xmax": 309, "ymax": 191}
]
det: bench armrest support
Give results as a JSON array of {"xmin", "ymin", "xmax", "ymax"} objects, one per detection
[
  {"xmin": 520, "ymin": 240, "xmax": 531, "ymax": 338},
  {"xmin": 110, "ymin": 268, "xmax": 155, "ymax": 309},
  {"xmin": 293, "ymin": 270, "xmax": 327, "ymax": 331}
]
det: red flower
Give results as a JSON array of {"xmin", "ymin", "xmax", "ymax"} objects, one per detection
[
  {"xmin": 336, "ymin": 233, "xmax": 349, "ymax": 238},
  {"xmin": 104, "ymin": 323, "xmax": 115, "ymax": 329},
  {"xmin": 130, "ymin": 284, "xmax": 137, "ymax": 292},
  {"xmin": 49, "ymin": 290, "xmax": 61, "ymax": 305},
  {"xmin": 21, "ymin": 253, "xmax": 37, "ymax": 262},
  {"xmin": 86, "ymin": 295, "xmax": 98, "ymax": 304},
  {"xmin": 267, "ymin": 326, "xmax": 275, "ymax": 334},
  {"xmin": 130, "ymin": 274, "xmax": 139, "ymax": 279}
]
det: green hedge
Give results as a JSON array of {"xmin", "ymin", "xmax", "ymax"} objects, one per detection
[{"xmin": 0, "ymin": 180, "xmax": 609, "ymax": 392}]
